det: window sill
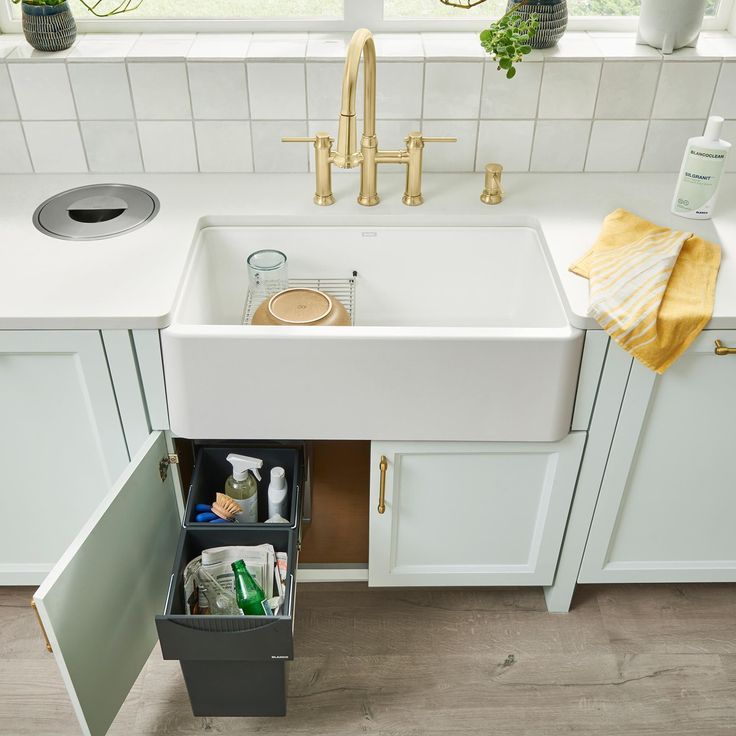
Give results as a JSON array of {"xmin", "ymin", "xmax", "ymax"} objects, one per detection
[{"xmin": 1, "ymin": 30, "xmax": 735, "ymax": 63}]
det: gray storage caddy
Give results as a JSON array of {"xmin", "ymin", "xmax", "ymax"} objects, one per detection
[{"xmin": 155, "ymin": 443, "xmax": 303, "ymax": 718}]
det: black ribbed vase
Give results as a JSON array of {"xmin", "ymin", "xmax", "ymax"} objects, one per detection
[
  {"xmin": 22, "ymin": 1, "xmax": 77, "ymax": 52},
  {"xmin": 507, "ymin": 0, "xmax": 568, "ymax": 49}
]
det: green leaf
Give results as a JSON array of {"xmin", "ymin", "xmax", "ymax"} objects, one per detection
[
  {"xmin": 499, "ymin": 57, "xmax": 512, "ymax": 69},
  {"xmin": 506, "ymin": 67, "xmax": 517, "ymax": 79}
]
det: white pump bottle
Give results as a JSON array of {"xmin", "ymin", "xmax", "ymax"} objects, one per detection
[{"xmin": 267, "ymin": 467, "xmax": 288, "ymax": 521}]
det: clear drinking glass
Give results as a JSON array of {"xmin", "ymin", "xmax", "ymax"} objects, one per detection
[{"xmin": 245, "ymin": 249, "xmax": 289, "ymax": 322}]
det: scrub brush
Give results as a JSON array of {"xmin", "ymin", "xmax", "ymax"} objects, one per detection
[{"xmin": 211, "ymin": 493, "xmax": 241, "ymax": 521}]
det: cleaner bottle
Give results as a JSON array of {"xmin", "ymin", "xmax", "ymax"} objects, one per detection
[
  {"xmin": 225, "ymin": 454, "xmax": 263, "ymax": 523},
  {"xmin": 267, "ymin": 466, "xmax": 288, "ymax": 521},
  {"xmin": 672, "ymin": 115, "xmax": 731, "ymax": 220}
]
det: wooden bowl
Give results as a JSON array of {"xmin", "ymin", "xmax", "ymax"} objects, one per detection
[{"xmin": 251, "ymin": 288, "xmax": 351, "ymax": 326}]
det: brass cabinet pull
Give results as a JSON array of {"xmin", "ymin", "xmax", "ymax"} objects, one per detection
[
  {"xmin": 715, "ymin": 340, "xmax": 736, "ymax": 356},
  {"xmin": 30, "ymin": 600, "xmax": 52, "ymax": 653},
  {"xmin": 378, "ymin": 455, "xmax": 388, "ymax": 514}
]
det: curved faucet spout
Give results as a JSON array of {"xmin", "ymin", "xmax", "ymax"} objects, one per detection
[{"xmin": 334, "ymin": 28, "xmax": 376, "ymax": 169}]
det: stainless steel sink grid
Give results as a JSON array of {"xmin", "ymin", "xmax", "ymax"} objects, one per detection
[
  {"xmin": 33, "ymin": 184, "xmax": 160, "ymax": 240},
  {"xmin": 241, "ymin": 275, "xmax": 357, "ymax": 325}
]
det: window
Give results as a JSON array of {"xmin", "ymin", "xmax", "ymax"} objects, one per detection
[{"xmin": 1, "ymin": 0, "xmax": 733, "ymax": 32}]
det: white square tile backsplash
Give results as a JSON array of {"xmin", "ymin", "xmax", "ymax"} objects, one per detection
[
  {"xmin": 248, "ymin": 62, "xmax": 306, "ymax": 120},
  {"xmin": 195, "ymin": 120, "xmax": 253, "ymax": 172},
  {"xmin": 187, "ymin": 62, "xmax": 249, "ymax": 120},
  {"xmin": 306, "ymin": 62, "xmax": 347, "ymax": 120},
  {"xmin": 538, "ymin": 61, "xmax": 601, "ymax": 119},
  {"xmin": 251, "ymin": 120, "xmax": 308, "ymax": 172},
  {"xmin": 23, "ymin": 121, "xmax": 87, "ymax": 172},
  {"xmin": 477, "ymin": 120, "xmax": 535, "ymax": 172},
  {"xmin": 128, "ymin": 62, "xmax": 192, "ymax": 120},
  {"xmin": 531, "ymin": 119, "xmax": 591, "ymax": 172},
  {"xmin": 0, "ymin": 65, "xmax": 18, "ymax": 120},
  {"xmin": 423, "ymin": 62, "xmax": 483, "ymax": 120},
  {"xmin": 711, "ymin": 62, "xmax": 736, "ymax": 119},
  {"xmin": 137, "ymin": 120, "xmax": 198, "ymax": 172},
  {"xmin": 9, "ymin": 63, "xmax": 76, "ymax": 120},
  {"xmin": 376, "ymin": 62, "xmax": 424, "ymax": 119},
  {"xmin": 0, "ymin": 121, "xmax": 32, "ymax": 172},
  {"xmin": 80, "ymin": 120, "xmax": 142, "ymax": 172},
  {"xmin": 422, "ymin": 120, "xmax": 478, "ymax": 171},
  {"xmin": 0, "ymin": 31, "xmax": 733, "ymax": 175},
  {"xmin": 594, "ymin": 61, "xmax": 659, "ymax": 119},
  {"xmin": 585, "ymin": 120, "xmax": 648, "ymax": 172},
  {"xmin": 640, "ymin": 119, "xmax": 705, "ymax": 171},
  {"xmin": 651, "ymin": 61, "xmax": 721, "ymax": 119},
  {"xmin": 481, "ymin": 61, "xmax": 542, "ymax": 120},
  {"xmin": 68, "ymin": 63, "xmax": 134, "ymax": 120}
]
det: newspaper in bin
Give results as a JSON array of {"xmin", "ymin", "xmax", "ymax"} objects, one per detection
[{"xmin": 183, "ymin": 544, "xmax": 288, "ymax": 616}]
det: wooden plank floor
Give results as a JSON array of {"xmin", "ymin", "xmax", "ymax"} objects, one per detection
[{"xmin": 2, "ymin": 583, "xmax": 736, "ymax": 736}]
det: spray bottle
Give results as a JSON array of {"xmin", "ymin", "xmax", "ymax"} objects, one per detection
[{"xmin": 225, "ymin": 454, "xmax": 263, "ymax": 523}]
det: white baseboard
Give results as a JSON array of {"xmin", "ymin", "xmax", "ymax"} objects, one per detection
[
  {"xmin": 0, "ymin": 564, "xmax": 52, "ymax": 586},
  {"xmin": 296, "ymin": 566, "xmax": 369, "ymax": 582}
]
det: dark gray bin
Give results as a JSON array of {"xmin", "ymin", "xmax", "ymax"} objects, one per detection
[
  {"xmin": 181, "ymin": 660, "xmax": 288, "ymax": 717},
  {"xmin": 184, "ymin": 445, "xmax": 301, "ymax": 528},
  {"xmin": 155, "ymin": 527, "xmax": 298, "ymax": 717}
]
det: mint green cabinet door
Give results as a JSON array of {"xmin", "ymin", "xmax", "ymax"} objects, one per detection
[
  {"xmin": 580, "ymin": 331, "xmax": 736, "ymax": 583},
  {"xmin": 369, "ymin": 435, "xmax": 585, "ymax": 587},
  {"xmin": 33, "ymin": 432, "xmax": 181, "ymax": 736},
  {"xmin": 0, "ymin": 330, "xmax": 130, "ymax": 584}
]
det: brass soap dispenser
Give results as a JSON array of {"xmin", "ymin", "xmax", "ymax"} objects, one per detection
[{"xmin": 480, "ymin": 163, "xmax": 504, "ymax": 205}]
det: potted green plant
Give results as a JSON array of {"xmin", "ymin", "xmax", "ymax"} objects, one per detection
[
  {"xmin": 506, "ymin": 0, "xmax": 567, "ymax": 49},
  {"xmin": 478, "ymin": 2, "xmax": 539, "ymax": 79},
  {"xmin": 11, "ymin": 0, "xmax": 141, "ymax": 52}
]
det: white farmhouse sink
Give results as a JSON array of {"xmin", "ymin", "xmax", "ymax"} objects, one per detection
[{"xmin": 162, "ymin": 217, "xmax": 583, "ymax": 441}]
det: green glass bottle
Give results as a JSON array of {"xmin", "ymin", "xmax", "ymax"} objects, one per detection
[{"xmin": 231, "ymin": 559, "xmax": 270, "ymax": 616}]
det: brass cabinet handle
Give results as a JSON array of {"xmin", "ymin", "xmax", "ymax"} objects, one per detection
[
  {"xmin": 378, "ymin": 455, "xmax": 388, "ymax": 514},
  {"xmin": 30, "ymin": 600, "xmax": 52, "ymax": 653},
  {"xmin": 715, "ymin": 340, "xmax": 736, "ymax": 356}
]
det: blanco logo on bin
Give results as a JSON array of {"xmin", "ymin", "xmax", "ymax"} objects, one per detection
[{"xmin": 271, "ymin": 655, "xmax": 289, "ymax": 659}]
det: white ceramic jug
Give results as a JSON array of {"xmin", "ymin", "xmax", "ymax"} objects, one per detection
[{"xmin": 637, "ymin": 0, "xmax": 707, "ymax": 54}]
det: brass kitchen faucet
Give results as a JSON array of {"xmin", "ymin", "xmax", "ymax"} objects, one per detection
[{"xmin": 283, "ymin": 28, "xmax": 456, "ymax": 207}]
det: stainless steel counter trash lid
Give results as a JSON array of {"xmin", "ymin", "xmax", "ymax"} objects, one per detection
[{"xmin": 33, "ymin": 184, "xmax": 160, "ymax": 240}]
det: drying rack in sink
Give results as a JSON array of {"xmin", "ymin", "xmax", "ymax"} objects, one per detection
[{"xmin": 242, "ymin": 274, "xmax": 358, "ymax": 326}]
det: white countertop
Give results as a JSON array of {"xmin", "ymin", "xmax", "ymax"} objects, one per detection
[{"xmin": 1, "ymin": 172, "xmax": 734, "ymax": 330}]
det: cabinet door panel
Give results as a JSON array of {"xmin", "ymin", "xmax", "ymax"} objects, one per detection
[
  {"xmin": 369, "ymin": 435, "xmax": 585, "ymax": 587},
  {"xmin": 34, "ymin": 431, "xmax": 181, "ymax": 736},
  {"xmin": 580, "ymin": 332, "xmax": 736, "ymax": 582},
  {"xmin": 0, "ymin": 331, "xmax": 129, "ymax": 583}
]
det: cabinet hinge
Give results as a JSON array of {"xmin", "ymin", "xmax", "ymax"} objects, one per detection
[
  {"xmin": 159, "ymin": 453, "xmax": 179, "ymax": 482},
  {"xmin": 30, "ymin": 600, "xmax": 52, "ymax": 653}
]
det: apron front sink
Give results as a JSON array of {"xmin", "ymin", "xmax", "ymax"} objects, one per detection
[{"xmin": 162, "ymin": 217, "xmax": 583, "ymax": 441}]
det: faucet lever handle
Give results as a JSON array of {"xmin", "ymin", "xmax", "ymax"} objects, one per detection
[
  {"xmin": 419, "ymin": 137, "xmax": 458, "ymax": 143},
  {"xmin": 404, "ymin": 133, "xmax": 458, "ymax": 146},
  {"xmin": 282, "ymin": 133, "xmax": 334, "ymax": 145}
]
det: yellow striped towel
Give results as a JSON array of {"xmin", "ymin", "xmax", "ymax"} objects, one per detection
[{"xmin": 570, "ymin": 208, "xmax": 721, "ymax": 374}]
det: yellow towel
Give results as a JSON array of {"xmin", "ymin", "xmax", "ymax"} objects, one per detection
[{"xmin": 570, "ymin": 208, "xmax": 721, "ymax": 374}]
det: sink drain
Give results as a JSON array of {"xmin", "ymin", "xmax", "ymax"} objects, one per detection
[{"xmin": 33, "ymin": 184, "xmax": 160, "ymax": 240}]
